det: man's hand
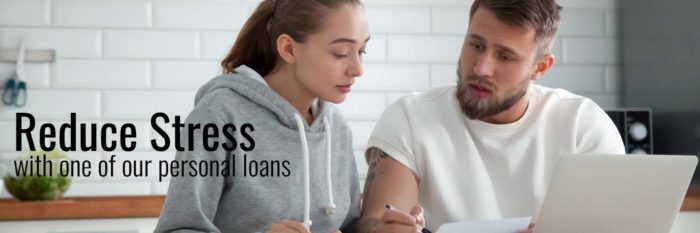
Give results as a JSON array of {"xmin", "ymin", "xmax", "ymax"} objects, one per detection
[
  {"xmin": 267, "ymin": 220, "xmax": 311, "ymax": 233},
  {"xmin": 517, "ymin": 223, "xmax": 535, "ymax": 233},
  {"xmin": 380, "ymin": 205, "xmax": 426, "ymax": 232},
  {"xmin": 385, "ymin": 205, "xmax": 425, "ymax": 226},
  {"xmin": 358, "ymin": 205, "xmax": 424, "ymax": 233}
]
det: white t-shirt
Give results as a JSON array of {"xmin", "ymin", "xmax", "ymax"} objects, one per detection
[{"xmin": 367, "ymin": 84, "xmax": 625, "ymax": 229}]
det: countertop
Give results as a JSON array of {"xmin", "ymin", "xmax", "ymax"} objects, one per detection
[
  {"xmin": 1, "ymin": 186, "xmax": 699, "ymax": 220},
  {"xmin": 0, "ymin": 195, "xmax": 164, "ymax": 220}
]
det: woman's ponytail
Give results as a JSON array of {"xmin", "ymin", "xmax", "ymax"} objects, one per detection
[
  {"xmin": 221, "ymin": 0, "xmax": 277, "ymax": 76},
  {"xmin": 220, "ymin": 0, "xmax": 361, "ymax": 76}
]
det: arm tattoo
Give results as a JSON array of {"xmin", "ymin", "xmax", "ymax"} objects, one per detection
[
  {"xmin": 363, "ymin": 147, "xmax": 389, "ymax": 208},
  {"xmin": 355, "ymin": 147, "xmax": 391, "ymax": 233}
]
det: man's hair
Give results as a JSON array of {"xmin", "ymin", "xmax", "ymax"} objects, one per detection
[{"xmin": 469, "ymin": 0, "xmax": 562, "ymax": 56}]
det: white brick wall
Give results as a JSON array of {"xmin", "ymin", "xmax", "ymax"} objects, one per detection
[
  {"xmin": 152, "ymin": 0, "xmax": 248, "ymax": 30},
  {"xmin": 54, "ymin": 59, "xmax": 151, "ymax": 88},
  {"xmin": 0, "ymin": 0, "xmax": 621, "ymax": 197},
  {"xmin": 432, "ymin": 6, "xmax": 470, "ymax": 34},
  {"xmin": 388, "ymin": 35, "xmax": 464, "ymax": 62},
  {"xmin": 0, "ymin": 28, "xmax": 102, "ymax": 58},
  {"xmin": 53, "ymin": 0, "xmax": 152, "ymax": 28},
  {"xmin": 103, "ymin": 30, "xmax": 201, "ymax": 59},
  {"xmin": 367, "ymin": 6, "xmax": 431, "ymax": 33},
  {"xmin": 0, "ymin": 63, "xmax": 50, "ymax": 88},
  {"xmin": 201, "ymin": 31, "xmax": 238, "ymax": 60},
  {"xmin": 0, "ymin": 0, "xmax": 51, "ymax": 27}
]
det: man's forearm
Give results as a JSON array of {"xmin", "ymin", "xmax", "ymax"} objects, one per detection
[
  {"xmin": 354, "ymin": 147, "xmax": 390, "ymax": 233},
  {"xmin": 356, "ymin": 147, "xmax": 421, "ymax": 233},
  {"xmin": 353, "ymin": 217, "xmax": 382, "ymax": 233}
]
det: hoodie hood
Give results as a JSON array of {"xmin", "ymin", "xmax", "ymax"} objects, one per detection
[
  {"xmin": 175, "ymin": 65, "xmax": 348, "ymax": 230},
  {"xmin": 194, "ymin": 65, "xmax": 327, "ymax": 132}
]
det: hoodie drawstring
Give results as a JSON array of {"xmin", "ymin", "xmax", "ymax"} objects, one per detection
[
  {"xmin": 293, "ymin": 113, "xmax": 312, "ymax": 229},
  {"xmin": 322, "ymin": 117, "xmax": 337, "ymax": 214},
  {"xmin": 293, "ymin": 113, "xmax": 336, "ymax": 230}
]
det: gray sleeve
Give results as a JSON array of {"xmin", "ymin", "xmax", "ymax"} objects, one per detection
[
  {"xmin": 154, "ymin": 108, "xmax": 229, "ymax": 233},
  {"xmin": 341, "ymin": 126, "xmax": 362, "ymax": 231}
]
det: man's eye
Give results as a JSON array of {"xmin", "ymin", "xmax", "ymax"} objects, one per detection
[{"xmin": 499, "ymin": 53, "xmax": 513, "ymax": 61}]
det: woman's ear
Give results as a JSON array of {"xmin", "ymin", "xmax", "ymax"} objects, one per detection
[
  {"xmin": 277, "ymin": 34, "xmax": 297, "ymax": 64},
  {"xmin": 531, "ymin": 53, "xmax": 555, "ymax": 82}
]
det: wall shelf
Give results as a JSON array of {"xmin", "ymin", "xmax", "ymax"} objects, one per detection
[{"xmin": 0, "ymin": 48, "xmax": 55, "ymax": 63}]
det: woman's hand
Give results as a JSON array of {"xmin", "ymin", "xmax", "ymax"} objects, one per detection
[{"xmin": 267, "ymin": 220, "xmax": 311, "ymax": 233}]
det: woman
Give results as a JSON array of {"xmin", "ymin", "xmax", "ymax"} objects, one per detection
[{"xmin": 155, "ymin": 0, "xmax": 369, "ymax": 232}]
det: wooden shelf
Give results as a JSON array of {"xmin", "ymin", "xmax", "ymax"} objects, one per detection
[
  {"xmin": 0, "ymin": 195, "xmax": 164, "ymax": 221},
  {"xmin": 0, "ymin": 185, "xmax": 698, "ymax": 221},
  {"xmin": 0, "ymin": 48, "xmax": 55, "ymax": 63}
]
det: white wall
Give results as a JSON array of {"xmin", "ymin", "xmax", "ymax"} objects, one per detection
[{"xmin": 0, "ymin": 0, "xmax": 621, "ymax": 197}]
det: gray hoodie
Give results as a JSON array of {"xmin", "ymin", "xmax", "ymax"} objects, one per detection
[{"xmin": 155, "ymin": 65, "xmax": 361, "ymax": 233}]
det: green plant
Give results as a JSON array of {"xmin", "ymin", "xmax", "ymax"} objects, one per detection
[{"xmin": 3, "ymin": 151, "xmax": 72, "ymax": 201}]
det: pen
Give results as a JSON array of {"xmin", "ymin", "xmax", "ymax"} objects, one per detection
[{"xmin": 385, "ymin": 204, "xmax": 433, "ymax": 233}]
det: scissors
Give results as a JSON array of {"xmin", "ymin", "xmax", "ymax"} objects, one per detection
[{"xmin": 2, "ymin": 39, "xmax": 27, "ymax": 107}]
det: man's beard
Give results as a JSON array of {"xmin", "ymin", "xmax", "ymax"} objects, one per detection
[{"xmin": 455, "ymin": 66, "xmax": 530, "ymax": 120}]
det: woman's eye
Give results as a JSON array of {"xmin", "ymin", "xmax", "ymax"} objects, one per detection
[
  {"xmin": 334, "ymin": 53, "xmax": 348, "ymax": 58},
  {"xmin": 359, "ymin": 50, "xmax": 367, "ymax": 55}
]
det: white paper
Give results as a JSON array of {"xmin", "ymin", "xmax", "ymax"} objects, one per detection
[{"xmin": 436, "ymin": 216, "xmax": 532, "ymax": 233}]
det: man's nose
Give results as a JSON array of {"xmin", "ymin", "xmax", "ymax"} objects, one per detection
[{"xmin": 472, "ymin": 54, "xmax": 495, "ymax": 78}]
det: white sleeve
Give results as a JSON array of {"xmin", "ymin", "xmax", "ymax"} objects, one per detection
[
  {"xmin": 366, "ymin": 99, "xmax": 419, "ymax": 175},
  {"xmin": 576, "ymin": 99, "xmax": 627, "ymax": 154}
]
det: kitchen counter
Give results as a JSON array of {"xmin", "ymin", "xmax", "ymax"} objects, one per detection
[
  {"xmin": 0, "ymin": 195, "xmax": 164, "ymax": 220},
  {"xmin": 683, "ymin": 185, "xmax": 700, "ymax": 211},
  {"xmin": 1, "ymin": 186, "xmax": 699, "ymax": 221}
]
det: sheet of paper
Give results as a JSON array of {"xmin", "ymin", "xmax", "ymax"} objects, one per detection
[{"xmin": 436, "ymin": 216, "xmax": 532, "ymax": 233}]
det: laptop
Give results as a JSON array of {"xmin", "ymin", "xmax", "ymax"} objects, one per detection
[{"xmin": 534, "ymin": 154, "xmax": 698, "ymax": 233}]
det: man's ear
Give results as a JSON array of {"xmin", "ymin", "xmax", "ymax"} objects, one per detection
[
  {"xmin": 277, "ymin": 33, "xmax": 297, "ymax": 64},
  {"xmin": 531, "ymin": 53, "xmax": 555, "ymax": 81}
]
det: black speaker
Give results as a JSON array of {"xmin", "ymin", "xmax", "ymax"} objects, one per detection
[{"xmin": 605, "ymin": 108, "xmax": 653, "ymax": 154}]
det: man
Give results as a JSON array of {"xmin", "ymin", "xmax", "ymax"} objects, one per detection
[{"xmin": 357, "ymin": 0, "xmax": 625, "ymax": 232}]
